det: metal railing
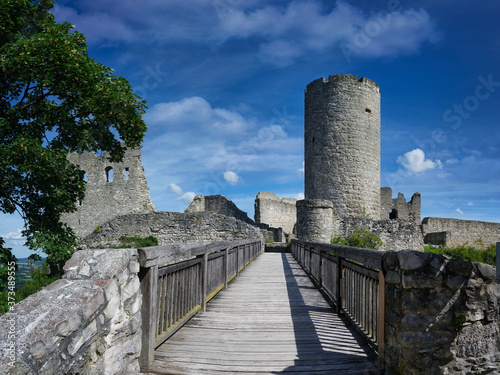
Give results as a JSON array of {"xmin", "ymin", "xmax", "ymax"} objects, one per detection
[
  {"xmin": 138, "ymin": 239, "xmax": 263, "ymax": 369},
  {"xmin": 291, "ymin": 239, "xmax": 385, "ymax": 366}
]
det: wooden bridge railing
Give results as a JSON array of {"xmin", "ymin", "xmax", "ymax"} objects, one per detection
[
  {"xmin": 291, "ymin": 239, "xmax": 385, "ymax": 366},
  {"xmin": 137, "ymin": 239, "xmax": 263, "ymax": 369}
]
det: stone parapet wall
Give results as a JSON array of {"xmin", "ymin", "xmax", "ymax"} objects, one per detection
[
  {"xmin": 380, "ymin": 187, "xmax": 421, "ymax": 224},
  {"xmin": 383, "ymin": 250, "xmax": 500, "ymax": 374},
  {"xmin": 0, "ymin": 248, "xmax": 142, "ymax": 374},
  {"xmin": 422, "ymin": 217, "xmax": 500, "ymax": 248},
  {"xmin": 334, "ymin": 216, "xmax": 424, "ymax": 251},
  {"xmin": 254, "ymin": 192, "xmax": 297, "ymax": 235},
  {"xmin": 81, "ymin": 211, "xmax": 264, "ymax": 249}
]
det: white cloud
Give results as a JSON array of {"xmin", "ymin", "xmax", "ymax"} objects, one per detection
[
  {"xmin": 3, "ymin": 229, "xmax": 24, "ymax": 240},
  {"xmin": 465, "ymin": 202, "xmax": 474, "ymax": 206},
  {"xmin": 454, "ymin": 208, "xmax": 464, "ymax": 215},
  {"xmin": 223, "ymin": 171, "xmax": 241, "ymax": 185},
  {"xmin": 397, "ymin": 148, "xmax": 442, "ymax": 174},
  {"xmin": 178, "ymin": 192, "xmax": 196, "ymax": 203},
  {"xmin": 54, "ymin": 1, "xmax": 441, "ymax": 65},
  {"xmin": 297, "ymin": 162, "xmax": 305, "ymax": 178},
  {"xmin": 168, "ymin": 183, "xmax": 183, "ymax": 195}
]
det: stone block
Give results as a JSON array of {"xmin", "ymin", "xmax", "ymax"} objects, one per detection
[
  {"xmin": 68, "ymin": 320, "xmax": 97, "ymax": 357},
  {"xmin": 385, "ymin": 270, "xmax": 401, "ymax": 284},
  {"xmin": 398, "ymin": 250, "xmax": 425, "ymax": 271},
  {"xmin": 476, "ymin": 262, "xmax": 496, "ymax": 281}
]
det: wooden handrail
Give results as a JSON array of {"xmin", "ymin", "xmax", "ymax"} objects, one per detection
[
  {"xmin": 290, "ymin": 239, "xmax": 386, "ymax": 368},
  {"xmin": 138, "ymin": 239, "xmax": 262, "ymax": 370}
]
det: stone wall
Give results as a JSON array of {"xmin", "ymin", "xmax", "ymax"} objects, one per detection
[
  {"xmin": 61, "ymin": 147, "xmax": 157, "ymax": 239},
  {"xmin": 334, "ymin": 216, "xmax": 424, "ymax": 251},
  {"xmin": 304, "ymin": 74, "xmax": 381, "ymax": 219},
  {"xmin": 254, "ymin": 192, "xmax": 297, "ymax": 235},
  {"xmin": 0, "ymin": 248, "xmax": 142, "ymax": 374},
  {"xmin": 383, "ymin": 250, "xmax": 500, "ymax": 374},
  {"xmin": 380, "ymin": 187, "xmax": 421, "ymax": 224},
  {"xmin": 185, "ymin": 195, "xmax": 254, "ymax": 225},
  {"xmin": 296, "ymin": 199, "xmax": 334, "ymax": 243},
  {"xmin": 80, "ymin": 211, "xmax": 264, "ymax": 249},
  {"xmin": 422, "ymin": 217, "xmax": 500, "ymax": 248}
]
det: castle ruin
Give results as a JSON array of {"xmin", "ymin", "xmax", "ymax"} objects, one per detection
[{"xmin": 61, "ymin": 147, "xmax": 157, "ymax": 239}]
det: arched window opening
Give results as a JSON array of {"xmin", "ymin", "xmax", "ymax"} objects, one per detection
[
  {"xmin": 389, "ymin": 209, "xmax": 398, "ymax": 220},
  {"xmin": 105, "ymin": 166, "xmax": 113, "ymax": 182},
  {"xmin": 83, "ymin": 172, "xmax": 87, "ymax": 183},
  {"xmin": 125, "ymin": 168, "xmax": 129, "ymax": 181}
]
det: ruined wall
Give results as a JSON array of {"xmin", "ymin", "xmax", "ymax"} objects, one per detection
[
  {"xmin": 304, "ymin": 74, "xmax": 381, "ymax": 219},
  {"xmin": 254, "ymin": 192, "xmax": 297, "ymax": 235},
  {"xmin": 333, "ymin": 216, "xmax": 424, "ymax": 251},
  {"xmin": 80, "ymin": 211, "xmax": 264, "ymax": 249},
  {"xmin": 422, "ymin": 217, "xmax": 500, "ymax": 248},
  {"xmin": 383, "ymin": 250, "xmax": 500, "ymax": 374},
  {"xmin": 185, "ymin": 195, "xmax": 254, "ymax": 225},
  {"xmin": 0, "ymin": 249, "xmax": 142, "ymax": 374},
  {"xmin": 380, "ymin": 187, "xmax": 421, "ymax": 224},
  {"xmin": 61, "ymin": 147, "xmax": 157, "ymax": 239}
]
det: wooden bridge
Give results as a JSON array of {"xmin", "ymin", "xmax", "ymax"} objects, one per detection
[{"xmin": 138, "ymin": 240, "xmax": 386, "ymax": 374}]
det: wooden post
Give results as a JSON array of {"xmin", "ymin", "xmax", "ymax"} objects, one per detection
[
  {"xmin": 201, "ymin": 253, "xmax": 208, "ymax": 311},
  {"xmin": 236, "ymin": 246, "xmax": 240, "ymax": 276},
  {"xmin": 224, "ymin": 248, "xmax": 229, "ymax": 289},
  {"xmin": 336, "ymin": 257, "xmax": 342, "ymax": 314},
  {"xmin": 318, "ymin": 250, "xmax": 323, "ymax": 289},
  {"xmin": 377, "ymin": 269, "xmax": 386, "ymax": 368},
  {"xmin": 139, "ymin": 265, "xmax": 158, "ymax": 370}
]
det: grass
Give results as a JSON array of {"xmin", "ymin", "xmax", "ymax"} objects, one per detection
[{"xmin": 424, "ymin": 244, "xmax": 496, "ymax": 266}]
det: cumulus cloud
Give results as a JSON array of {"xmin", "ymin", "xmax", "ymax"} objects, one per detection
[
  {"xmin": 168, "ymin": 183, "xmax": 183, "ymax": 195},
  {"xmin": 465, "ymin": 202, "xmax": 474, "ymax": 206},
  {"xmin": 397, "ymin": 148, "xmax": 442, "ymax": 174},
  {"xmin": 178, "ymin": 192, "xmax": 196, "ymax": 203},
  {"xmin": 223, "ymin": 171, "xmax": 241, "ymax": 185},
  {"xmin": 294, "ymin": 192, "xmax": 305, "ymax": 200},
  {"xmin": 3, "ymin": 229, "xmax": 24, "ymax": 240},
  {"xmin": 297, "ymin": 162, "xmax": 305, "ymax": 178},
  {"xmin": 454, "ymin": 208, "xmax": 464, "ymax": 215}
]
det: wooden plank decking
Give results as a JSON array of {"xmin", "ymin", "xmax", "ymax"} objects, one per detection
[{"xmin": 149, "ymin": 252, "xmax": 384, "ymax": 374}]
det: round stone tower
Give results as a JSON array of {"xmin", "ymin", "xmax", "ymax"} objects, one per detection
[{"xmin": 304, "ymin": 74, "xmax": 381, "ymax": 219}]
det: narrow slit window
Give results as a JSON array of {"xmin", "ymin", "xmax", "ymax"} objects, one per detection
[{"xmin": 125, "ymin": 168, "xmax": 129, "ymax": 181}]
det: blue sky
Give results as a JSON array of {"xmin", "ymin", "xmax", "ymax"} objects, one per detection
[{"xmin": 3, "ymin": 0, "xmax": 500, "ymax": 258}]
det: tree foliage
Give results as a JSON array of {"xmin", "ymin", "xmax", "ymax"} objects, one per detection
[{"xmin": 0, "ymin": 0, "xmax": 147, "ymax": 270}]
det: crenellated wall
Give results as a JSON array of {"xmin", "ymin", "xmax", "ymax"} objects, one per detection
[{"xmin": 380, "ymin": 187, "xmax": 421, "ymax": 224}]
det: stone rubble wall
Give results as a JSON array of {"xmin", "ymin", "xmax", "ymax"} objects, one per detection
[
  {"xmin": 185, "ymin": 195, "xmax": 255, "ymax": 225},
  {"xmin": 422, "ymin": 217, "xmax": 500, "ymax": 248},
  {"xmin": 61, "ymin": 147, "xmax": 157, "ymax": 239},
  {"xmin": 254, "ymin": 192, "xmax": 297, "ymax": 235},
  {"xmin": 380, "ymin": 187, "xmax": 421, "ymax": 224},
  {"xmin": 383, "ymin": 250, "xmax": 500, "ymax": 374},
  {"xmin": 0, "ymin": 248, "xmax": 142, "ymax": 375},
  {"xmin": 334, "ymin": 216, "xmax": 425, "ymax": 251},
  {"xmin": 80, "ymin": 211, "xmax": 264, "ymax": 249}
]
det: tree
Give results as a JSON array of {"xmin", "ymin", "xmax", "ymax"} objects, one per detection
[{"xmin": 0, "ymin": 0, "xmax": 147, "ymax": 271}]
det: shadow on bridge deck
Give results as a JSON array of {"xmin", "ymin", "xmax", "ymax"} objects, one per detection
[{"xmin": 149, "ymin": 253, "xmax": 383, "ymax": 374}]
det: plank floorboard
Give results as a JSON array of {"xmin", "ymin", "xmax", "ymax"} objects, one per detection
[{"xmin": 149, "ymin": 253, "xmax": 383, "ymax": 374}]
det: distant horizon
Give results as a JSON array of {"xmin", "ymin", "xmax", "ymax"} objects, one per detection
[{"xmin": 2, "ymin": 0, "xmax": 499, "ymax": 258}]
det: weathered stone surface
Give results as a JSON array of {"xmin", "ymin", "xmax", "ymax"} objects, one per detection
[
  {"xmin": 185, "ymin": 194, "xmax": 255, "ymax": 225},
  {"xmin": 383, "ymin": 249, "xmax": 500, "ymax": 375},
  {"xmin": 80, "ymin": 211, "xmax": 264, "ymax": 249},
  {"xmin": 0, "ymin": 249, "xmax": 143, "ymax": 374},
  {"xmin": 61, "ymin": 147, "xmax": 157, "ymax": 239},
  {"xmin": 254, "ymin": 192, "xmax": 297, "ymax": 235}
]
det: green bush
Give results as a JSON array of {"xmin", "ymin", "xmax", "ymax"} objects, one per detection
[
  {"xmin": 331, "ymin": 228, "xmax": 383, "ymax": 250},
  {"xmin": 424, "ymin": 244, "xmax": 496, "ymax": 266},
  {"xmin": 116, "ymin": 235, "xmax": 159, "ymax": 248}
]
